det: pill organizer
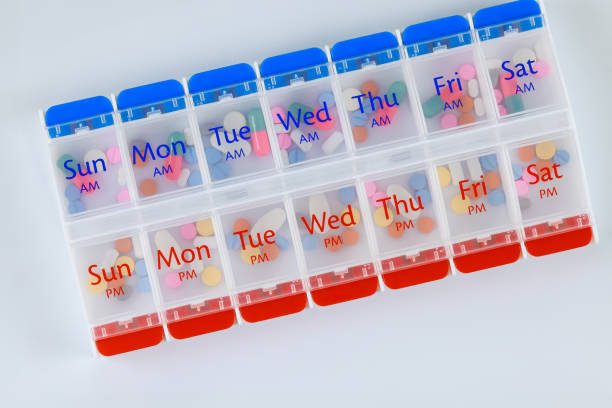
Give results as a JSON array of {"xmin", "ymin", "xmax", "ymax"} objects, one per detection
[{"xmin": 40, "ymin": 0, "xmax": 597, "ymax": 356}]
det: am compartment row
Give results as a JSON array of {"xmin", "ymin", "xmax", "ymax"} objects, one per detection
[
  {"xmin": 42, "ymin": 0, "xmax": 567, "ymax": 219},
  {"xmin": 71, "ymin": 131, "xmax": 594, "ymax": 356}
]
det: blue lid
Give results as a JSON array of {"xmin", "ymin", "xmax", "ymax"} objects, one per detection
[
  {"xmin": 473, "ymin": 0, "xmax": 541, "ymax": 29},
  {"xmin": 45, "ymin": 96, "xmax": 113, "ymax": 127},
  {"xmin": 402, "ymin": 15, "xmax": 470, "ymax": 46},
  {"xmin": 260, "ymin": 48, "xmax": 327, "ymax": 77},
  {"xmin": 188, "ymin": 63, "xmax": 256, "ymax": 94},
  {"xmin": 117, "ymin": 79, "xmax": 184, "ymax": 110},
  {"xmin": 331, "ymin": 32, "xmax": 398, "ymax": 61}
]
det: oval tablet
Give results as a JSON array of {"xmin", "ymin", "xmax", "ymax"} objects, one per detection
[
  {"xmin": 84, "ymin": 149, "xmax": 106, "ymax": 165},
  {"xmin": 193, "ymin": 235, "xmax": 218, "ymax": 250},
  {"xmin": 387, "ymin": 184, "xmax": 421, "ymax": 220},
  {"xmin": 309, "ymin": 193, "xmax": 330, "ymax": 234},
  {"xmin": 437, "ymin": 166, "xmax": 451, "ymax": 187},
  {"xmin": 468, "ymin": 79, "xmax": 480, "ymax": 98},
  {"xmin": 114, "ymin": 238, "xmax": 133, "ymax": 254},
  {"xmin": 289, "ymin": 129, "xmax": 313, "ymax": 152},
  {"xmin": 322, "ymin": 131, "xmax": 344, "ymax": 155},
  {"xmin": 512, "ymin": 48, "xmax": 537, "ymax": 66},
  {"xmin": 223, "ymin": 111, "xmax": 247, "ymax": 131},
  {"xmin": 343, "ymin": 88, "xmax": 361, "ymax": 111},
  {"xmin": 154, "ymin": 230, "xmax": 182, "ymax": 262},
  {"xmin": 251, "ymin": 208, "xmax": 286, "ymax": 237},
  {"xmin": 352, "ymin": 126, "xmax": 368, "ymax": 143}
]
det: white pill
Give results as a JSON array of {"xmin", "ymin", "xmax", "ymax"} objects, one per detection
[
  {"xmin": 487, "ymin": 59, "xmax": 502, "ymax": 70},
  {"xmin": 468, "ymin": 79, "xmax": 480, "ymax": 98},
  {"xmin": 117, "ymin": 167, "xmax": 127, "ymax": 186},
  {"xmin": 535, "ymin": 39, "xmax": 553, "ymax": 62},
  {"xmin": 177, "ymin": 168, "xmax": 191, "ymax": 187},
  {"xmin": 448, "ymin": 162, "xmax": 465, "ymax": 186},
  {"xmin": 210, "ymin": 133, "xmax": 252, "ymax": 156},
  {"xmin": 343, "ymin": 88, "xmax": 362, "ymax": 111},
  {"xmin": 274, "ymin": 123, "xmax": 289, "ymax": 134},
  {"xmin": 101, "ymin": 248, "xmax": 119, "ymax": 270},
  {"xmin": 386, "ymin": 184, "xmax": 421, "ymax": 220},
  {"xmin": 84, "ymin": 149, "xmax": 106, "ymax": 164},
  {"xmin": 194, "ymin": 235, "xmax": 217, "ymax": 250},
  {"xmin": 512, "ymin": 48, "xmax": 537, "ymax": 66},
  {"xmin": 322, "ymin": 131, "xmax": 344, "ymax": 155},
  {"xmin": 223, "ymin": 111, "xmax": 247, "ymax": 131},
  {"xmin": 184, "ymin": 127, "xmax": 194, "ymax": 146},
  {"xmin": 154, "ymin": 229, "xmax": 182, "ymax": 268},
  {"xmin": 474, "ymin": 97, "xmax": 485, "ymax": 117},
  {"xmin": 466, "ymin": 157, "xmax": 483, "ymax": 181},
  {"xmin": 289, "ymin": 129, "xmax": 313, "ymax": 152},
  {"xmin": 251, "ymin": 208, "xmax": 286, "ymax": 237},
  {"xmin": 132, "ymin": 237, "xmax": 143, "ymax": 258},
  {"xmin": 308, "ymin": 194, "xmax": 330, "ymax": 234}
]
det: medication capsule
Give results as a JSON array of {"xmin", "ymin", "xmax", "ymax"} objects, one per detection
[
  {"xmin": 193, "ymin": 235, "xmax": 217, "ymax": 250},
  {"xmin": 187, "ymin": 171, "xmax": 202, "ymax": 187},
  {"xmin": 114, "ymin": 238, "xmax": 133, "ymax": 254},
  {"xmin": 177, "ymin": 168, "xmax": 191, "ymax": 187},
  {"xmin": 322, "ymin": 131, "xmax": 344, "ymax": 155},
  {"xmin": 339, "ymin": 186, "xmax": 357, "ymax": 204},
  {"xmin": 458, "ymin": 113, "xmax": 476, "ymax": 126},
  {"xmin": 115, "ymin": 255, "xmax": 135, "ymax": 274},
  {"xmin": 364, "ymin": 182, "xmax": 377, "ymax": 197},
  {"xmin": 288, "ymin": 102, "xmax": 314, "ymax": 120},
  {"xmin": 440, "ymin": 113, "xmax": 458, "ymax": 129},
  {"xmin": 372, "ymin": 191, "xmax": 387, "ymax": 207},
  {"xmin": 500, "ymin": 76, "xmax": 518, "ymax": 98},
  {"xmin": 165, "ymin": 155, "xmax": 183, "ymax": 181},
  {"xmin": 479, "ymin": 154, "xmax": 498, "ymax": 171},
  {"xmin": 211, "ymin": 162, "xmax": 230, "ymax": 180},
  {"xmin": 251, "ymin": 131, "xmax": 271, "ymax": 156},
  {"xmin": 270, "ymin": 106, "xmax": 286, "ymax": 124},
  {"xmin": 138, "ymin": 277, "xmax": 152, "ymax": 293},
  {"xmin": 494, "ymin": 89, "xmax": 503, "ymax": 104},
  {"xmin": 504, "ymin": 94, "xmax": 524, "ymax": 114},
  {"xmin": 290, "ymin": 129, "xmax": 313, "ymax": 152},
  {"xmin": 184, "ymin": 146, "xmax": 197, "ymax": 164},
  {"xmin": 458, "ymin": 95, "xmax": 474, "ymax": 113},
  {"xmin": 277, "ymin": 133, "xmax": 292, "ymax": 150},
  {"xmin": 64, "ymin": 184, "xmax": 80, "ymax": 201},
  {"xmin": 134, "ymin": 259, "xmax": 147, "ymax": 277},
  {"xmin": 512, "ymin": 48, "xmax": 537, "ymax": 66},
  {"xmin": 68, "ymin": 200, "xmax": 86, "ymax": 214},
  {"xmin": 57, "ymin": 154, "xmax": 75, "ymax": 176},
  {"xmin": 184, "ymin": 127, "xmax": 194, "ymax": 146},
  {"xmin": 553, "ymin": 149, "xmax": 570, "ymax": 165},
  {"xmin": 512, "ymin": 164, "xmax": 523, "ymax": 180},
  {"xmin": 205, "ymin": 147, "xmax": 222, "ymax": 164},
  {"xmin": 180, "ymin": 223, "xmax": 197, "ymax": 240},
  {"xmin": 473, "ymin": 98, "xmax": 485, "ymax": 117},
  {"xmin": 167, "ymin": 131, "xmax": 186, "ymax": 155},
  {"xmin": 387, "ymin": 184, "xmax": 421, "ymax": 220},
  {"xmin": 155, "ymin": 229, "xmax": 182, "ymax": 258},
  {"xmin": 533, "ymin": 61, "xmax": 550, "ymax": 79},
  {"xmin": 515, "ymin": 179, "xmax": 529, "ymax": 197},
  {"xmin": 422, "ymin": 95, "xmax": 444, "ymax": 118},
  {"xmin": 251, "ymin": 207, "xmax": 286, "ymax": 237},
  {"xmin": 309, "ymin": 194, "xmax": 330, "ymax": 234},
  {"xmin": 288, "ymin": 148, "xmax": 306, "ymax": 164},
  {"xmin": 386, "ymin": 81, "xmax": 407, "ymax": 104},
  {"xmin": 415, "ymin": 189, "xmax": 432, "ymax": 206}
]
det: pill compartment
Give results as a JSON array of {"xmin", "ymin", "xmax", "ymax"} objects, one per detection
[
  {"xmin": 219, "ymin": 200, "xmax": 307, "ymax": 323},
  {"xmin": 144, "ymin": 215, "xmax": 235, "ymax": 340},
  {"xmin": 362, "ymin": 168, "xmax": 450, "ymax": 289},
  {"xmin": 291, "ymin": 183, "xmax": 378, "ymax": 306},
  {"xmin": 188, "ymin": 64, "xmax": 277, "ymax": 184},
  {"xmin": 435, "ymin": 150, "xmax": 521, "ymax": 273},
  {"xmin": 403, "ymin": 16, "xmax": 494, "ymax": 135},
  {"xmin": 507, "ymin": 132, "xmax": 594, "ymax": 256},
  {"xmin": 71, "ymin": 232, "xmax": 164, "ymax": 356},
  {"xmin": 45, "ymin": 96, "xmax": 132, "ymax": 217},
  {"xmin": 260, "ymin": 48, "xmax": 348, "ymax": 166},
  {"xmin": 473, "ymin": 0, "xmax": 565, "ymax": 117},
  {"xmin": 117, "ymin": 79, "xmax": 205, "ymax": 200},
  {"xmin": 331, "ymin": 32, "xmax": 420, "ymax": 151}
]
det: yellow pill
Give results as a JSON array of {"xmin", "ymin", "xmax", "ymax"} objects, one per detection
[
  {"xmin": 374, "ymin": 206, "xmax": 393, "ymax": 227},
  {"xmin": 535, "ymin": 141, "xmax": 556, "ymax": 160},
  {"xmin": 437, "ymin": 166, "xmax": 451, "ymax": 188},
  {"xmin": 241, "ymin": 246, "xmax": 261, "ymax": 265},
  {"xmin": 450, "ymin": 194, "xmax": 471, "ymax": 214},
  {"xmin": 87, "ymin": 277, "xmax": 107, "ymax": 294},
  {"xmin": 115, "ymin": 256, "xmax": 135, "ymax": 276},
  {"xmin": 196, "ymin": 219, "xmax": 214, "ymax": 236},
  {"xmin": 201, "ymin": 266, "xmax": 222, "ymax": 286},
  {"xmin": 342, "ymin": 206, "xmax": 360, "ymax": 225}
]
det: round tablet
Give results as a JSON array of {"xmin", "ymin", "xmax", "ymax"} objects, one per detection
[
  {"xmin": 494, "ymin": 89, "xmax": 503, "ymax": 104},
  {"xmin": 107, "ymin": 276, "xmax": 124, "ymax": 290},
  {"xmin": 440, "ymin": 113, "xmax": 458, "ymax": 129},
  {"xmin": 488, "ymin": 189, "xmax": 506, "ymax": 206},
  {"xmin": 117, "ymin": 189, "xmax": 130, "ymax": 203},
  {"xmin": 484, "ymin": 171, "xmax": 501, "ymax": 190},
  {"xmin": 165, "ymin": 272, "xmax": 182, "ymax": 289},
  {"xmin": 415, "ymin": 189, "xmax": 432, "ymax": 206},
  {"xmin": 262, "ymin": 244, "xmax": 280, "ymax": 261},
  {"xmin": 116, "ymin": 256, "xmax": 135, "ymax": 275},
  {"xmin": 518, "ymin": 145, "xmax": 536, "ymax": 162},
  {"xmin": 325, "ymin": 238, "xmax": 343, "ymax": 252},
  {"xmin": 302, "ymin": 235, "xmax": 317, "ymax": 251},
  {"xmin": 277, "ymin": 133, "xmax": 292, "ymax": 150},
  {"xmin": 233, "ymin": 218, "xmax": 250, "ymax": 233},
  {"xmin": 498, "ymin": 105, "xmax": 508, "ymax": 116},
  {"xmin": 133, "ymin": 145, "xmax": 147, "ymax": 168},
  {"xmin": 535, "ymin": 141, "xmax": 556, "ymax": 160},
  {"xmin": 519, "ymin": 197, "xmax": 531, "ymax": 210},
  {"xmin": 139, "ymin": 179, "xmax": 157, "ymax": 197},
  {"xmin": 458, "ymin": 113, "xmax": 476, "ymax": 126},
  {"xmin": 512, "ymin": 164, "xmax": 523, "ymax": 180},
  {"xmin": 342, "ymin": 229, "xmax": 359, "ymax": 246},
  {"xmin": 138, "ymin": 277, "xmax": 151, "ymax": 293},
  {"xmin": 515, "ymin": 179, "xmax": 529, "ymax": 196},
  {"xmin": 115, "ymin": 285, "xmax": 132, "ymax": 301},
  {"xmin": 240, "ymin": 246, "xmax": 260, "ymax": 265},
  {"xmin": 276, "ymin": 236, "xmax": 290, "ymax": 251},
  {"xmin": 87, "ymin": 277, "xmax": 107, "ymax": 294},
  {"xmin": 512, "ymin": 48, "xmax": 537, "ymax": 66},
  {"xmin": 387, "ymin": 222, "xmax": 404, "ymax": 239},
  {"xmin": 270, "ymin": 106, "xmax": 286, "ymax": 123},
  {"xmin": 522, "ymin": 167, "xmax": 537, "ymax": 183},
  {"xmin": 458, "ymin": 64, "xmax": 476, "ymax": 81},
  {"xmin": 64, "ymin": 184, "xmax": 80, "ymax": 201},
  {"xmin": 180, "ymin": 223, "xmax": 197, "ymax": 240},
  {"xmin": 533, "ymin": 60, "xmax": 550, "ymax": 79},
  {"xmin": 134, "ymin": 259, "xmax": 147, "ymax": 277},
  {"xmin": 536, "ymin": 160, "xmax": 553, "ymax": 173},
  {"xmin": 343, "ymin": 88, "xmax": 362, "ymax": 111},
  {"xmin": 114, "ymin": 238, "xmax": 133, "ymax": 254},
  {"xmin": 342, "ymin": 206, "xmax": 360, "ymax": 224},
  {"xmin": 223, "ymin": 111, "xmax": 247, "ymax": 131},
  {"xmin": 361, "ymin": 80, "xmax": 379, "ymax": 96},
  {"xmin": 372, "ymin": 191, "xmax": 386, "ymax": 207},
  {"xmin": 409, "ymin": 173, "xmax": 427, "ymax": 190},
  {"xmin": 201, "ymin": 266, "xmax": 222, "ymax": 286},
  {"xmin": 106, "ymin": 146, "xmax": 121, "ymax": 164},
  {"xmin": 196, "ymin": 219, "xmax": 214, "ymax": 236},
  {"xmin": 451, "ymin": 194, "xmax": 471, "ymax": 214},
  {"xmin": 205, "ymin": 147, "xmax": 222, "ymax": 164},
  {"xmin": 553, "ymin": 149, "xmax": 570, "ymax": 165},
  {"xmin": 353, "ymin": 126, "xmax": 368, "ymax": 143},
  {"xmin": 437, "ymin": 166, "xmax": 451, "ymax": 187},
  {"xmin": 458, "ymin": 95, "xmax": 474, "ymax": 113},
  {"xmin": 479, "ymin": 154, "xmax": 498, "ymax": 171},
  {"xmin": 339, "ymin": 186, "xmax": 357, "ymax": 204},
  {"xmin": 364, "ymin": 182, "xmax": 377, "ymax": 197},
  {"xmin": 417, "ymin": 216, "xmax": 435, "ymax": 234},
  {"xmin": 319, "ymin": 91, "xmax": 336, "ymax": 108},
  {"xmin": 374, "ymin": 206, "xmax": 393, "ymax": 227}
]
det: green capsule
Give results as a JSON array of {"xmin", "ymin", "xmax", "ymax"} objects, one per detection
[
  {"xmin": 288, "ymin": 102, "xmax": 313, "ymax": 119},
  {"xmin": 386, "ymin": 81, "xmax": 407, "ymax": 104},
  {"xmin": 422, "ymin": 94, "xmax": 445, "ymax": 118},
  {"xmin": 504, "ymin": 94, "xmax": 525, "ymax": 114},
  {"xmin": 247, "ymin": 108, "xmax": 266, "ymax": 133},
  {"xmin": 57, "ymin": 153, "xmax": 75, "ymax": 176},
  {"xmin": 168, "ymin": 131, "xmax": 186, "ymax": 156}
]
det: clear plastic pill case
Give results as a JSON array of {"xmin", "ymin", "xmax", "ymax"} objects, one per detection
[{"xmin": 40, "ymin": 0, "xmax": 597, "ymax": 356}]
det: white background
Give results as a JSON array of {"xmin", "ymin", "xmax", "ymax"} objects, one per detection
[{"xmin": 1, "ymin": 0, "xmax": 611, "ymax": 405}]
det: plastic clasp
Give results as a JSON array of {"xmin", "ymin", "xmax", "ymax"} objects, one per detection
[
  {"xmin": 331, "ymin": 32, "xmax": 401, "ymax": 74},
  {"xmin": 188, "ymin": 63, "xmax": 258, "ymax": 106},
  {"xmin": 473, "ymin": 0, "xmax": 544, "ymax": 42},
  {"xmin": 44, "ymin": 96, "xmax": 114, "ymax": 138},
  {"xmin": 116, "ymin": 79, "xmax": 186, "ymax": 122},
  {"xmin": 402, "ymin": 15, "xmax": 472, "ymax": 58},
  {"xmin": 259, "ymin": 47, "xmax": 329, "ymax": 90}
]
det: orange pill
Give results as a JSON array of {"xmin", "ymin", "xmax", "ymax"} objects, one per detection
[
  {"xmin": 342, "ymin": 228, "xmax": 359, "ymax": 246},
  {"xmin": 139, "ymin": 179, "xmax": 157, "ymax": 197},
  {"xmin": 518, "ymin": 145, "xmax": 536, "ymax": 162},
  {"xmin": 484, "ymin": 171, "xmax": 501, "ymax": 190},
  {"xmin": 361, "ymin": 80, "xmax": 379, "ymax": 96},
  {"xmin": 133, "ymin": 147, "xmax": 147, "ymax": 168},
  {"xmin": 353, "ymin": 126, "xmax": 368, "ymax": 143},
  {"xmin": 417, "ymin": 216, "xmax": 435, "ymax": 234},
  {"xmin": 458, "ymin": 113, "xmax": 476, "ymax": 126},
  {"xmin": 465, "ymin": 188, "xmax": 479, "ymax": 201},
  {"xmin": 326, "ymin": 238, "xmax": 343, "ymax": 252},
  {"xmin": 262, "ymin": 244, "xmax": 280, "ymax": 261},
  {"xmin": 387, "ymin": 222, "xmax": 405, "ymax": 239},
  {"xmin": 114, "ymin": 238, "xmax": 133, "ymax": 254},
  {"xmin": 107, "ymin": 277, "xmax": 124, "ymax": 290},
  {"xmin": 233, "ymin": 218, "xmax": 250, "ymax": 233},
  {"xmin": 536, "ymin": 159, "xmax": 553, "ymax": 172},
  {"xmin": 458, "ymin": 95, "xmax": 474, "ymax": 113}
]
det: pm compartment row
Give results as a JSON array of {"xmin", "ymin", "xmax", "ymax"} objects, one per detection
[
  {"xmin": 72, "ymin": 129, "xmax": 595, "ymax": 356},
  {"xmin": 43, "ymin": 0, "xmax": 568, "ymax": 221}
]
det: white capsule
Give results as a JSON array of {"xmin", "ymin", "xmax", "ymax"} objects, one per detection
[
  {"xmin": 448, "ymin": 162, "xmax": 465, "ymax": 186},
  {"xmin": 474, "ymin": 97, "xmax": 485, "ymax": 117},
  {"xmin": 308, "ymin": 194, "xmax": 330, "ymax": 234},
  {"xmin": 194, "ymin": 235, "xmax": 218, "ymax": 250},
  {"xmin": 154, "ymin": 230, "xmax": 182, "ymax": 269},
  {"xmin": 535, "ymin": 39, "xmax": 553, "ymax": 63},
  {"xmin": 132, "ymin": 237, "xmax": 144, "ymax": 258},
  {"xmin": 222, "ymin": 111, "xmax": 247, "ymax": 131},
  {"xmin": 100, "ymin": 249, "xmax": 119, "ymax": 271},
  {"xmin": 468, "ymin": 79, "xmax": 480, "ymax": 98},
  {"xmin": 184, "ymin": 127, "xmax": 194, "ymax": 146},
  {"xmin": 322, "ymin": 131, "xmax": 344, "ymax": 155},
  {"xmin": 487, "ymin": 59, "xmax": 502, "ymax": 70},
  {"xmin": 251, "ymin": 208, "xmax": 286, "ymax": 237},
  {"xmin": 343, "ymin": 88, "xmax": 362, "ymax": 111},
  {"xmin": 279, "ymin": 149, "xmax": 289, "ymax": 165},
  {"xmin": 512, "ymin": 48, "xmax": 537, "ymax": 66},
  {"xmin": 386, "ymin": 184, "xmax": 421, "ymax": 220},
  {"xmin": 466, "ymin": 157, "xmax": 483, "ymax": 181},
  {"xmin": 117, "ymin": 167, "xmax": 127, "ymax": 186},
  {"xmin": 210, "ymin": 132, "xmax": 252, "ymax": 157},
  {"xmin": 177, "ymin": 168, "xmax": 191, "ymax": 187},
  {"xmin": 84, "ymin": 149, "xmax": 106, "ymax": 165},
  {"xmin": 289, "ymin": 129, "xmax": 313, "ymax": 152}
]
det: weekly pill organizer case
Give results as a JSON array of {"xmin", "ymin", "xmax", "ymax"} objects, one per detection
[{"xmin": 40, "ymin": 0, "xmax": 598, "ymax": 356}]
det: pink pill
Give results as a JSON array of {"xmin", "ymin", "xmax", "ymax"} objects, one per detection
[
  {"xmin": 364, "ymin": 182, "xmax": 377, "ymax": 198},
  {"xmin": 106, "ymin": 146, "xmax": 121, "ymax": 164},
  {"xmin": 533, "ymin": 61, "xmax": 550, "ymax": 79},
  {"xmin": 522, "ymin": 167, "xmax": 537, "ymax": 183},
  {"xmin": 116, "ymin": 189, "xmax": 130, "ymax": 203},
  {"xmin": 515, "ymin": 179, "xmax": 529, "ymax": 197},
  {"xmin": 494, "ymin": 89, "xmax": 503, "ymax": 104},
  {"xmin": 500, "ymin": 75, "xmax": 518, "ymax": 98},
  {"xmin": 458, "ymin": 64, "xmax": 476, "ymax": 81},
  {"xmin": 270, "ymin": 106, "xmax": 285, "ymax": 124},
  {"xmin": 372, "ymin": 191, "xmax": 387, "ymax": 207},
  {"xmin": 180, "ymin": 223, "xmax": 197, "ymax": 240},
  {"xmin": 165, "ymin": 272, "xmax": 182, "ymax": 289},
  {"xmin": 498, "ymin": 104, "xmax": 508, "ymax": 116},
  {"xmin": 251, "ymin": 130, "xmax": 271, "ymax": 156},
  {"xmin": 440, "ymin": 113, "xmax": 458, "ymax": 129},
  {"xmin": 277, "ymin": 133, "xmax": 292, "ymax": 150}
]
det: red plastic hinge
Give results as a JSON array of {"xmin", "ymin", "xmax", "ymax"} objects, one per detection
[{"xmin": 309, "ymin": 263, "xmax": 378, "ymax": 306}]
